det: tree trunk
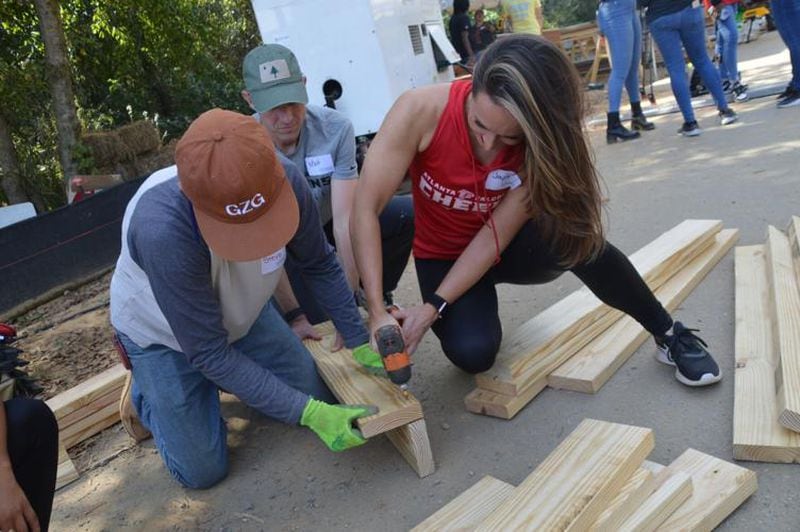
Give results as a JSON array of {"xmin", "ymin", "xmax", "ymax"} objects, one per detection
[
  {"xmin": 33, "ymin": 0, "xmax": 80, "ymax": 197},
  {"xmin": 0, "ymin": 112, "xmax": 30, "ymax": 205}
]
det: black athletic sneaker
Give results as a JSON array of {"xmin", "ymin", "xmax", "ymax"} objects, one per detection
[
  {"xmin": 655, "ymin": 321, "xmax": 721, "ymax": 386},
  {"xmin": 777, "ymin": 87, "xmax": 800, "ymax": 109},
  {"xmin": 719, "ymin": 108, "xmax": 738, "ymax": 126},
  {"xmin": 776, "ymin": 84, "xmax": 792, "ymax": 100},
  {"xmin": 678, "ymin": 121, "xmax": 702, "ymax": 137}
]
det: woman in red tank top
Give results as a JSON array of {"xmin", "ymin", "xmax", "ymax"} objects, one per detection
[{"xmin": 351, "ymin": 35, "xmax": 721, "ymax": 387}]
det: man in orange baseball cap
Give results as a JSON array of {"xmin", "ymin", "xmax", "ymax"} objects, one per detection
[{"xmin": 109, "ymin": 109, "xmax": 377, "ymax": 489}]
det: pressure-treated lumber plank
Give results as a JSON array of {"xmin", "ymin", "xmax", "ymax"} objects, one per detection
[
  {"xmin": 657, "ymin": 449, "xmax": 757, "ymax": 532},
  {"xmin": 549, "ymin": 229, "xmax": 738, "ymax": 393},
  {"xmin": 46, "ymin": 364, "xmax": 127, "ymax": 421},
  {"xmin": 304, "ymin": 325, "xmax": 423, "ymax": 438},
  {"xmin": 617, "ymin": 470, "xmax": 693, "ymax": 532},
  {"xmin": 733, "ymin": 246, "xmax": 800, "ymax": 462},
  {"xmin": 384, "ymin": 418, "xmax": 435, "ymax": 478},
  {"xmin": 55, "ymin": 441, "xmax": 79, "ymax": 490},
  {"xmin": 475, "ymin": 220, "xmax": 722, "ymax": 397},
  {"xmin": 764, "ymin": 226, "xmax": 800, "ymax": 432},
  {"xmin": 590, "ymin": 465, "xmax": 656, "ymax": 531},
  {"xmin": 57, "ymin": 386, "xmax": 122, "ymax": 429},
  {"xmin": 411, "ymin": 476, "xmax": 515, "ymax": 531},
  {"xmin": 475, "ymin": 419, "xmax": 654, "ymax": 531},
  {"xmin": 60, "ymin": 401, "xmax": 119, "ymax": 449}
]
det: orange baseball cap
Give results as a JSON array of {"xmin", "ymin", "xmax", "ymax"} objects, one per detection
[{"xmin": 175, "ymin": 109, "xmax": 299, "ymax": 261}]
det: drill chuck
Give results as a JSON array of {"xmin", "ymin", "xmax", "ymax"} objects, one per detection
[{"xmin": 374, "ymin": 324, "xmax": 412, "ymax": 387}]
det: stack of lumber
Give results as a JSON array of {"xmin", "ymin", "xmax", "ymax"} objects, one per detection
[
  {"xmin": 733, "ymin": 216, "xmax": 800, "ymax": 463},
  {"xmin": 412, "ymin": 419, "xmax": 757, "ymax": 532},
  {"xmin": 305, "ymin": 324, "xmax": 434, "ymax": 477},
  {"xmin": 45, "ymin": 363, "xmax": 127, "ymax": 489},
  {"xmin": 465, "ymin": 220, "xmax": 739, "ymax": 420}
]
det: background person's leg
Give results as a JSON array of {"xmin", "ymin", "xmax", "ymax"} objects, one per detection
[
  {"xmin": 4, "ymin": 398, "xmax": 58, "ymax": 531},
  {"xmin": 233, "ymin": 302, "xmax": 335, "ymax": 403},
  {"xmin": 717, "ymin": 5, "xmax": 738, "ymax": 83},
  {"xmin": 681, "ymin": 7, "xmax": 729, "ymax": 109},
  {"xmin": 599, "ymin": 0, "xmax": 636, "ymax": 114},
  {"xmin": 625, "ymin": 5, "xmax": 643, "ymax": 105},
  {"xmin": 650, "ymin": 13, "xmax": 697, "ymax": 123},
  {"xmin": 118, "ymin": 334, "xmax": 229, "ymax": 489},
  {"xmin": 771, "ymin": 0, "xmax": 800, "ymax": 90},
  {"xmin": 379, "ymin": 194, "xmax": 415, "ymax": 298}
]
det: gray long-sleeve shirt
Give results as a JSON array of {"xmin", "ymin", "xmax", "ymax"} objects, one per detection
[{"xmin": 110, "ymin": 155, "xmax": 368, "ymax": 425}]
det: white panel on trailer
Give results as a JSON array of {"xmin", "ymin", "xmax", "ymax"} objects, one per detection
[{"xmin": 250, "ymin": 0, "xmax": 454, "ymax": 137}]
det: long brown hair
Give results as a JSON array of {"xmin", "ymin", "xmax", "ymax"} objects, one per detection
[{"xmin": 472, "ymin": 34, "xmax": 605, "ymax": 267}]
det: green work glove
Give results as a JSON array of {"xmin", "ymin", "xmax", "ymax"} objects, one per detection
[
  {"xmin": 352, "ymin": 343, "xmax": 387, "ymax": 377},
  {"xmin": 300, "ymin": 398, "xmax": 378, "ymax": 452}
]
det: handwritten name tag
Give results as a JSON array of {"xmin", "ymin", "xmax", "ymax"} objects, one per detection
[
  {"xmin": 261, "ymin": 247, "xmax": 286, "ymax": 275},
  {"xmin": 485, "ymin": 170, "xmax": 522, "ymax": 191},
  {"xmin": 305, "ymin": 154, "xmax": 335, "ymax": 176}
]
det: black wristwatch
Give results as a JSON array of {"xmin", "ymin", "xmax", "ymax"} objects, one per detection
[{"xmin": 424, "ymin": 293, "xmax": 449, "ymax": 319}]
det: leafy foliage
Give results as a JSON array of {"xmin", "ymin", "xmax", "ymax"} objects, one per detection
[
  {"xmin": 0, "ymin": 0, "xmax": 260, "ymax": 209},
  {"xmin": 542, "ymin": 0, "xmax": 598, "ymax": 27}
]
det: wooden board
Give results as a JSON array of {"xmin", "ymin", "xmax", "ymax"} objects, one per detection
[
  {"xmin": 475, "ymin": 419, "xmax": 654, "ymax": 531},
  {"xmin": 764, "ymin": 226, "xmax": 800, "ymax": 432},
  {"xmin": 657, "ymin": 448, "xmax": 757, "ymax": 532},
  {"xmin": 60, "ymin": 401, "xmax": 119, "ymax": 449},
  {"xmin": 549, "ymin": 229, "xmax": 738, "ymax": 393},
  {"xmin": 56, "ymin": 386, "xmax": 122, "ymax": 429},
  {"xmin": 55, "ymin": 441, "xmax": 79, "ymax": 491},
  {"xmin": 46, "ymin": 364, "xmax": 127, "ymax": 421},
  {"xmin": 411, "ymin": 476, "xmax": 515, "ymax": 531},
  {"xmin": 475, "ymin": 220, "xmax": 722, "ymax": 397},
  {"xmin": 590, "ymin": 465, "xmax": 655, "ymax": 531},
  {"xmin": 732, "ymin": 245, "xmax": 800, "ymax": 462},
  {"xmin": 617, "ymin": 470, "xmax": 693, "ymax": 532},
  {"xmin": 304, "ymin": 326, "xmax": 423, "ymax": 438},
  {"xmin": 384, "ymin": 418, "xmax": 435, "ymax": 478}
]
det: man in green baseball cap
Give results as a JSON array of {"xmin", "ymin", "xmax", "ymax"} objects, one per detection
[{"xmin": 241, "ymin": 44, "xmax": 415, "ymax": 355}]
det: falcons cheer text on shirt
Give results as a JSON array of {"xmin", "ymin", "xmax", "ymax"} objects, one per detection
[{"xmin": 418, "ymin": 169, "xmax": 522, "ymax": 212}]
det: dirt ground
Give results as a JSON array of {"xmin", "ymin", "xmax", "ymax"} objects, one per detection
[{"xmin": 20, "ymin": 29, "xmax": 800, "ymax": 531}]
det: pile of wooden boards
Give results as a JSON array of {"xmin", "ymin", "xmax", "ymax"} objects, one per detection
[
  {"xmin": 465, "ymin": 220, "xmax": 739, "ymax": 420},
  {"xmin": 46, "ymin": 363, "xmax": 127, "ymax": 489},
  {"xmin": 304, "ymin": 323, "xmax": 435, "ymax": 477},
  {"xmin": 412, "ymin": 418, "xmax": 757, "ymax": 531},
  {"xmin": 733, "ymin": 216, "xmax": 800, "ymax": 463}
]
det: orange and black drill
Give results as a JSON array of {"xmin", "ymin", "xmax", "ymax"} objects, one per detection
[{"xmin": 374, "ymin": 324, "xmax": 412, "ymax": 395}]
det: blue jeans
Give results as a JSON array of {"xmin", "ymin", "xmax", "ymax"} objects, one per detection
[
  {"xmin": 649, "ymin": 6, "xmax": 729, "ymax": 122},
  {"xmin": 716, "ymin": 5, "xmax": 740, "ymax": 82},
  {"xmin": 771, "ymin": 0, "xmax": 800, "ymax": 89},
  {"xmin": 117, "ymin": 301, "xmax": 334, "ymax": 489},
  {"xmin": 598, "ymin": 0, "xmax": 642, "ymax": 113},
  {"xmin": 286, "ymin": 194, "xmax": 414, "ymax": 324}
]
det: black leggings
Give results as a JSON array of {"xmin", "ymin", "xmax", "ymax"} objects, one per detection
[
  {"xmin": 415, "ymin": 220, "xmax": 673, "ymax": 374},
  {"xmin": 3, "ymin": 398, "xmax": 59, "ymax": 531}
]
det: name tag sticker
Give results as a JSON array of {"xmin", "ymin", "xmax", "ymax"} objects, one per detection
[
  {"xmin": 261, "ymin": 247, "xmax": 286, "ymax": 275},
  {"xmin": 305, "ymin": 154, "xmax": 335, "ymax": 176},
  {"xmin": 485, "ymin": 170, "xmax": 522, "ymax": 191}
]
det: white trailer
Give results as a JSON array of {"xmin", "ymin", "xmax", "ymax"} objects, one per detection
[{"xmin": 250, "ymin": 0, "xmax": 460, "ymax": 138}]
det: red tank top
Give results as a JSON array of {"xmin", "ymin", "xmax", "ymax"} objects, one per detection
[{"xmin": 410, "ymin": 80, "xmax": 524, "ymax": 260}]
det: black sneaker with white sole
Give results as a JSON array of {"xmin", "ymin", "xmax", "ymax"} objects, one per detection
[
  {"xmin": 655, "ymin": 321, "xmax": 721, "ymax": 387},
  {"xmin": 678, "ymin": 121, "xmax": 702, "ymax": 137},
  {"xmin": 719, "ymin": 108, "xmax": 738, "ymax": 125},
  {"xmin": 777, "ymin": 87, "xmax": 800, "ymax": 109}
]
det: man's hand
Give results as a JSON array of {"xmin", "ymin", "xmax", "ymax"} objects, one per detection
[
  {"xmin": 300, "ymin": 399, "xmax": 378, "ymax": 451},
  {"xmin": 352, "ymin": 344, "xmax": 387, "ymax": 377},
  {"xmin": 391, "ymin": 304, "xmax": 438, "ymax": 355},
  {"xmin": 0, "ymin": 464, "xmax": 40, "ymax": 532},
  {"xmin": 288, "ymin": 314, "xmax": 322, "ymax": 342}
]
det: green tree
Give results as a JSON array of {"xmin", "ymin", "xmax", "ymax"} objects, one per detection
[
  {"xmin": 542, "ymin": 0, "xmax": 597, "ymax": 27},
  {"xmin": 0, "ymin": 0, "xmax": 259, "ymax": 209}
]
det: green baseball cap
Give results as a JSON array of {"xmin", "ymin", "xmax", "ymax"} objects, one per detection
[{"xmin": 243, "ymin": 44, "xmax": 309, "ymax": 113}]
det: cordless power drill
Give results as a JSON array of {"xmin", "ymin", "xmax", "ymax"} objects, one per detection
[{"xmin": 374, "ymin": 324, "xmax": 411, "ymax": 395}]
